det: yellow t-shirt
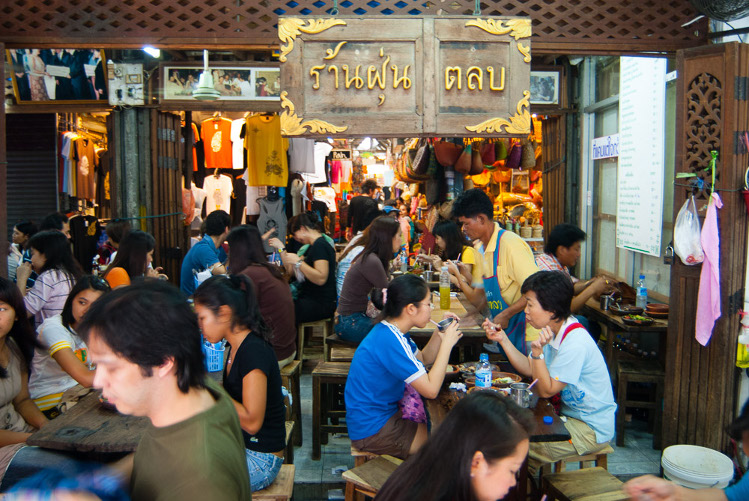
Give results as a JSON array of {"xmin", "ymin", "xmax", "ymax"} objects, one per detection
[
  {"xmin": 244, "ymin": 115, "xmax": 289, "ymax": 187},
  {"xmin": 475, "ymin": 223, "xmax": 540, "ymax": 341},
  {"xmin": 460, "ymin": 245, "xmax": 483, "ymax": 285}
]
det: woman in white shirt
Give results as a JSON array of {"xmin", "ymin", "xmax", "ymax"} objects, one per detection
[{"xmin": 29, "ymin": 275, "xmax": 111, "ymax": 418}]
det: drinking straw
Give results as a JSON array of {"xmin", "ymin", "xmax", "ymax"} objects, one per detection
[
  {"xmin": 540, "ymin": 496, "xmax": 547, "ymax": 501},
  {"xmin": 430, "ymin": 319, "xmax": 441, "ymax": 327},
  {"xmin": 527, "ymin": 379, "xmax": 539, "ymax": 390}
]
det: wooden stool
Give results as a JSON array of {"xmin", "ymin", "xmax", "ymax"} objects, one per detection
[
  {"xmin": 545, "ymin": 447, "xmax": 614, "ymax": 475},
  {"xmin": 343, "ymin": 455, "xmax": 403, "ymax": 501},
  {"xmin": 312, "ymin": 361, "xmax": 350, "ymax": 460},
  {"xmin": 324, "ymin": 333, "xmax": 357, "ymax": 362},
  {"xmin": 330, "ymin": 346, "xmax": 357, "ymax": 362},
  {"xmin": 542, "ymin": 466, "xmax": 627, "ymax": 501},
  {"xmin": 298, "ymin": 319, "xmax": 333, "ymax": 361},
  {"xmin": 351, "ymin": 444, "xmax": 380, "ymax": 467},
  {"xmin": 254, "ymin": 464, "xmax": 295, "ymax": 501},
  {"xmin": 284, "ymin": 421, "xmax": 295, "ymax": 465},
  {"xmin": 280, "ymin": 360, "xmax": 302, "ymax": 446},
  {"xmin": 616, "ymin": 359, "xmax": 665, "ymax": 449}
]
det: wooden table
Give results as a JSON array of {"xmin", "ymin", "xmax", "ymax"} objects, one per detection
[
  {"xmin": 27, "ymin": 390, "xmax": 149, "ymax": 454},
  {"xmin": 409, "ymin": 292, "xmax": 488, "ymax": 361},
  {"xmin": 427, "ymin": 389, "xmax": 571, "ymax": 443},
  {"xmin": 582, "ymin": 298, "xmax": 668, "ymax": 375}
]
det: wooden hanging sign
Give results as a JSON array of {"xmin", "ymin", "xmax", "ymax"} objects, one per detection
[{"xmin": 278, "ymin": 15, "xmax": 531, "ymax": 137}]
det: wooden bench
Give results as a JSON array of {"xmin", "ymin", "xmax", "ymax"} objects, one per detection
[
  {"xmin": 542, "ymin": 466, "xmax": 627, "ymax": 501},
  {"xmin": 298, "ymin": 319, "xmax": 333, "ymax": 362},
  {"xmin": 254, "ymin": 464, "xmax": 295, "ymax": 501},
  {"xmin": 616, "ymin": 359, "xmax": 664, "ymax": 449},
  {"xmin": 351, "ymin": 444, "xmax": 380, "ymax": 467},
  {"xmin": 312, "ymin": 361, "xmax": 350, "ymax": 460},
  {"xmin": 343, "ymin": 455, "xmax": 403, "ymax": 501},
  {"xmin": 280, "ymin": 360, "xmax": 302, "ymax": 446},
  {"xmin": 541, "ymin": 446, "xmax": 614, "ymax": 476},
  {"xmin": 284, "ymin": 421, "xmax": 295, "ymax": 465}
]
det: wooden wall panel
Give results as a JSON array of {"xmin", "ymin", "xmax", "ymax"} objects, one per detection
[
  {"xmin": 0, "ymin": 0, "xmax": 707, "ymax": 54},
  {"xmin": 541, "ymin": 115, "xmax": 565, "ymax": 241},
  {"xmin": 664, "ymin": 42, "xmax": 749, "ymax": 453}
]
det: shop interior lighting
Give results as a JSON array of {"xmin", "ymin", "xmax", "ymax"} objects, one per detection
[
  {"xmin": 142, "ymin": 46, "xmax": 161, "ymax": 58},
  {"xmin": 193, "ymin": 50, "xmax": 221, "ymax": 101}
]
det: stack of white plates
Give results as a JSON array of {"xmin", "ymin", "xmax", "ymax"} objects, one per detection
[{"xmin": 661, "ymin": 445, "xmax": 734, "ymax": 489}]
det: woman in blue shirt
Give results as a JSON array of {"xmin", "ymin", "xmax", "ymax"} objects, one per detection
[
  {"xmin": 624, "ymin": 398, "xmax": 749, "ymax": 501},
  {"xmin": 344, "ymin": 274, "xmax": 463, "ymax": 458}
]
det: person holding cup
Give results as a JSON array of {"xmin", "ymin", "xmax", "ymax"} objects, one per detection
[
  {"xmin": 482, "ymin": 270, "xmax": 616, "ymax": 470},
  {"xmin": 345, "ymin": 274, "xmax": 463, "ymax": 458}
]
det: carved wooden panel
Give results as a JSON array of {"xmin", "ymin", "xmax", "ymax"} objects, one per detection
[
  {"xmin": 0, "ymin": 0, "xmax": 707, "ymax": 53},
  {"xmin": 664, "ymin": 43, "xmax": 749, "ymax": 453}
]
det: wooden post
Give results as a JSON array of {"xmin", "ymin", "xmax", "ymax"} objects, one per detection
[
  {"xmin": 0, "ymin": 42, "xmax": 6, "ymax": 279},
  {"xmin": 123, "ymin": 109, "xmax": 139, "ymax": 220}
]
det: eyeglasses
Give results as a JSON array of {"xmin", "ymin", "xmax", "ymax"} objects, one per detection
[{"xmin": 418, "ymin": 301, "xmax": 434, "ymax": 310}]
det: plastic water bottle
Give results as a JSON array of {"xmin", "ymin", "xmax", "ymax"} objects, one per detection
[
  {"xmin": 439, "ymin": 265, "xmax": 451, "ymax": 310},
  {"xmin": 475, "ymin": 353, "xmax": 492, "ymax": 388},
  {"xmin": 400, "ymin": 248, "xmax": 408, "ymax": 273},
  {"xmin": 636, "ymin": 274, "xmax": 648, "ymax": 308}
]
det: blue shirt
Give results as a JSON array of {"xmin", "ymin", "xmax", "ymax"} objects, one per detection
[
  {"xmin": 726, "ymin": 472, "xmax": 749, "ymax": 501},
  {"xmin": 344, "ymin": 321, "xmax": 426, "ymax": 440},
  {"xmin": 180, "ymin": 237, "xmax": 220, "ymax": 296},
  {"xmin": 542, "ymin": 317, "xmax": 617, "ymax": 443}
]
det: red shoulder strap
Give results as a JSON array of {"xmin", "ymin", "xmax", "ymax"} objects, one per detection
[{"xmin": 559, "ymin": 322, "xmax": 584, "ymax": 345}]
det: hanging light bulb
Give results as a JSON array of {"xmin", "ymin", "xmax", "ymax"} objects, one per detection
[{"xmin": 193, "ymin": 50, "xmax": 221, "ymax": 101}]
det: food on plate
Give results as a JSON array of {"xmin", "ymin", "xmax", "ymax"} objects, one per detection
[
  {"xmin": 445, "ymin": 364, "xmax": 454, "ymax": 373},
  {"xmin": 493, "ymin": 376, "xmax": 516, "ymax": 385}
]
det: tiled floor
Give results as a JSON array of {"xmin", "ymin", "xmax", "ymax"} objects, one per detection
[{"xmin": 290, "ymin": 369, "xmax": 662, "ymax": 500}]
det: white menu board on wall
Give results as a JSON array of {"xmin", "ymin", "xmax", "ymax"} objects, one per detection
[{"xmin": 616, "ymin": 56, "xmax": 667, "ymax": 256}]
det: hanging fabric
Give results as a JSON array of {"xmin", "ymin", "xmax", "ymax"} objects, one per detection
[{"xmin": 695, "ymin": 192, "xmax": 723, "ymax": 346}]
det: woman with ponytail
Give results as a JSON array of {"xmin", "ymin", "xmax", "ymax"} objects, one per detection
[
  {"xmin": 344, "ymin": 274, "xmax": 463, "ymax": 459},
  {"xmin": 193, "ymin": 275, "xmax": 285, "ymax": 492}
]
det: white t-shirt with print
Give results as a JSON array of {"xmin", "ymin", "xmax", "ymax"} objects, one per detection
[{"xmin": 29, "ymin": 315, "xmax": 91, "ymax": 410}]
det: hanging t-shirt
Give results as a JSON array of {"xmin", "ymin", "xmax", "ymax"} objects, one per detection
[
  {"xmin": 289, "ymin": 138, "xmax": 316, "ymax": 174},
  {"xmin": 244, "ymin": 115, "xmax": 289, "ymax": 187},
  {"xmin": 203, "ymin": 174, "xmax": 233, "ymax": 214},
  {"xmin": 74, "ymin": 138, "xmax": 97, "ymax": 200},
  {"xmin": 302, "ymin": 142, "xmax": 333, "ymax": 184},
  {"xmin": 313, "ymin": 187, "xmax": 338, "ymax": 213},
  {"xmin": 230, "ymin": 119, "xmax": 246, "ymax": 170},
  {"xmin": 191, "ymin": 183, "xmax": 207, "ymax": 230},
  {"xmin": 201, "ymin": 118, "xmax": 233, "ymax": 169},
  {"xmin": 256, "ymin": 198, "xmax": 287, "ymax": 253}
]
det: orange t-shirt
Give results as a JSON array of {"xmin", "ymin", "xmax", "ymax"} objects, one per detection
[
  {"xmin": 201, "ymin": 118, "xmax": 233, "ymax": 169},
  {"xmin": 104, "ymin": 267, "xmax": 131, "ymax": 289}
]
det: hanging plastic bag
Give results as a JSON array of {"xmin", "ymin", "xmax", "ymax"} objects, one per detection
[{"xmin": 673, "ymin": 196, "xmax": 704, "ymax": 265}]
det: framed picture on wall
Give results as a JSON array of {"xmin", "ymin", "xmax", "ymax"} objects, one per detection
[
  {"xmin": 530, "ymin": 70, "xmax": 560, "ymax": 106},
  {"xmin": 6, "ymin": 49, "xmax": 108, "ymax": 104},
  {"xmin": 160, "ymin": 63, "xmax": 280, "ymax": 102}
]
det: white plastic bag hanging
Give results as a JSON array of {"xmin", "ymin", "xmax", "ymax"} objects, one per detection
[{"xmin": 673, "ymin": 195, "xmax": 704, "ymax": 265}]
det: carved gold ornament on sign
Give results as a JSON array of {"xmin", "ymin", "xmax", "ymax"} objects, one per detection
[
  {"xmin": 280, "ymin": 91, "xmax": 348, "ymax": 136},
  {"xmin": 278, "ymin": 18, "xmax": 347, "ymax": 62},
  {"xmin": 465, "ymin": 90, "xmax": 531, "ymax": 134},
  {"xmin": 464, "ymin": 18, "xmax": 532, "ymax": 40}
]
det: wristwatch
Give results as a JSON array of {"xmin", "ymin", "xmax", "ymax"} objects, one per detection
[{"xmin": 529, "ymin": 352, "xmax": 545, "ymax": 360}]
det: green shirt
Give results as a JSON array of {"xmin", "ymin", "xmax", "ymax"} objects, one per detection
[{"xmin": 130, "ymin": 379, "xmax": 251, "ymax": 501}]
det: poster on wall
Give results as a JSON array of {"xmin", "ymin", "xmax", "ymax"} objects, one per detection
[
  {"xmin": 160, "ymin": 63, "xmax": 280, "ymax": 102},
  {"xmin": 6, "ymin": 49, "xmax": 107, "ymax": 103},
  {"xmin": 616, "ymin": 56, "xmax": 667, "ymax": 257},
  {"xmin": 108, "ymin": 62, "xmax": 145, "ymax": 106}
]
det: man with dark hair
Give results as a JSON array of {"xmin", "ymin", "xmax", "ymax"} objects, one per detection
[
  {"xmin": 452, "ymin": 188, "xmax": 540, "ymax": 355},
  {"xmin": 180, "ymin": 210, "xmax": 231, "ymax": 296},
  {"xmin": 39, "ymin": 212, "xmax": 71, "ymax": 240},
  {"xmin": 347, "ymin": 179, "xmax": 381, "ymax": 239},
  {"xmin": 79, "ymin": 280, "xmax": 250, "ymax": 500},
  {"xmin": 536, "ymin": 223, "xmax": 612, "ymax": 314}
]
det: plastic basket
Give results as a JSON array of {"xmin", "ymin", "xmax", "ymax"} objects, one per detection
[{"xmin": 202, "ymin": 339, "xmax": 226, "ymax": 372}]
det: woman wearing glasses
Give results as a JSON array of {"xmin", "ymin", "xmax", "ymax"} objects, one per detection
[{"xmin": 344, "ymin": 274, "xmax": 462, "ymax": 458}]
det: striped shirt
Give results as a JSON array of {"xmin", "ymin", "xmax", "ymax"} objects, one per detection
[
  {"xmin": 535, "ymin": 252, "xmax": 580, "ymax": 283},
  {"xmin": 24, "ymin": 269, "xmax": 75, "ymax": 328}
]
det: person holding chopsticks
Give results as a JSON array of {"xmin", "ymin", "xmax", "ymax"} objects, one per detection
[{"xmin": 482, "ymin": 270, "xmax": 616, "ymax": 470}]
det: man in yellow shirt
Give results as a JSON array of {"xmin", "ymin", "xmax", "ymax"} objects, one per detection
[{"xmin": 452, "ymin": 189, "xmax": 540, "ymax": 354}]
